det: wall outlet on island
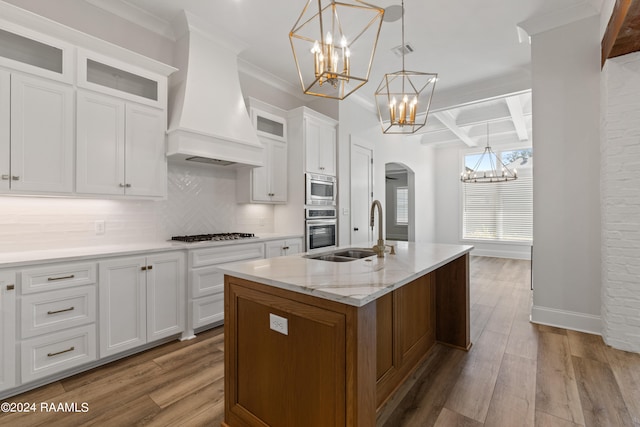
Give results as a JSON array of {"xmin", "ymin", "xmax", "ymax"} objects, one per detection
[
  {"xmin": 269, "ymin": 313, "xmax": 288, "ymax": 335},
  {"xmin": 94, "ymin": 220, "xmax": 106, "ymax": 235}
]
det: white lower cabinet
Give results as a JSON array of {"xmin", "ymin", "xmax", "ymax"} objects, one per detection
[
  {"xmin": 0, "ymin": 271, "xmax": 16, "ymax": 392},
  {"xmin": 99, "ymin": 252, "xmax": 185, "ymax": 357},
  {"xmin": 17, "ymin": 261, "xmax": 98, "ymax": 384},
  {"xmin": 188, "ymin": 243, "xmax": 264, "ymax": 332},
  {"xmin": 20, "ymin": 325, "xmax": 96, "ymax": 383},
  {"xmin": 265, "ymin": 238, "xmax": 303, "ymax": 258}
]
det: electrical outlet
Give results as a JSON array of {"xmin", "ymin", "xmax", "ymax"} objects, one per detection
[
  {"xmin": 94, "ymin": 220, "xmax": 105, "ymax": 235},
  {"xmin": 269, "ymin": 313, "xmax": 288, "ymax": 335}
]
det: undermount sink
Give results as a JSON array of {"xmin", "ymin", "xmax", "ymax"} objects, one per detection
[{"xmin": 305, "ymin": 248, "xmax": 377, "ymax": 262}]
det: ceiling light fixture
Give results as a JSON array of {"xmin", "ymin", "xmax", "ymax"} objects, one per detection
[
  {"xmin": 460, "ymin": 123, "xmax": 518, "ymax": 183},
  {"xmin": 289, "ymin": 0, "xmax": 384, "ymax": 100},
  {"xmin": 374, "ymin": 0, "xmax": 437, "ymax": 134}
]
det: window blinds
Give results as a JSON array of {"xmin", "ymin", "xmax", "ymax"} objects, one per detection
[{"xmin": 462, "ymin": 174, "xmax": 533, "ymax": 242}]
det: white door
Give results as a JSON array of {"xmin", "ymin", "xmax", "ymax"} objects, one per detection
[
  {"xmin": 350, "ymin": 141, "xmax": 373, "ymax": 246},
  {"xmin": 146, "ymin": 252, "xmax": 185, "ymax": 342},
  {"xmin": 99, "ymin": 257, "xmax": 147, "ymax": 357},
  {"xmin": 76, "ymin": 91, "xmax": 126, "ymax": 195},
  {"xmin": 125, "ymin": 103, "xmax": 166, "ymax": 197},
  {"xmin": 0, "ymin": 271, "xmax": 16, "ymax": 392},
  {"xmin": 10, "ymin": 74, "xmax": 73, "ymax": 193},
  {"xmin": 0, "ymin": 70, "xmax": 9, "ymax": 191}
]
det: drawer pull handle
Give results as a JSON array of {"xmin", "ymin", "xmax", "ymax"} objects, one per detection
[
  {"xmin": 282, "ymin": 246, "xmax": 289, "ymax": 250},
  {"xmin": 47, "ymin": 346, "xmax": 75, "ymax": 357},
  {"xmin": 1, "ymin": 174, "xmax": 8, "ymax": 180},
  {"xmin": 47, "ymin": 306, "xmax": 74, "ymax": 315},
  {"xmin": 147, "ymin": 265, "xmax": 152, "ymax": 270},
  {"xmin": 11, "ymin": 175, "xmax": 19, "ymax": 180},
  {"xmin": 47, "ymin": 274, "xmax": 75, "ymax": 282},
  {"xmin": 6, "ymin": 284, "xmax": 14, "ymax": 291},
  {"xmin": 141, "ymin": 266, "xmax": 152, "ymax": 271}
]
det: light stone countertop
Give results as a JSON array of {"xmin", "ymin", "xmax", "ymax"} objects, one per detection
[
  {"xmin": 217, "ymin": 241, "xmax": 473, "ymax": 307},
  {"xmin": 0, "ymin": 233, "xmax": 303, "ymax": 268}
]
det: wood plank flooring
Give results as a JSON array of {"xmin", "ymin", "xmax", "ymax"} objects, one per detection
[{"xmin": 1, "ymin": 256, "xmax": 639, "ymax": 427}]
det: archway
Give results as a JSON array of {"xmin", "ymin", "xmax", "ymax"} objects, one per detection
[{"xmin": 385, "ymin": 162, "xmax": 415, "ymax": 241}]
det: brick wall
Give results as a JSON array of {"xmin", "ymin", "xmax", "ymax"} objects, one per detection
[{"xmin": 602, "ymin": 52, "xmax": 640, "ymax": 353}]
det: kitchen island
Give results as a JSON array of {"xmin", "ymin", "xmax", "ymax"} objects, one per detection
[{"xmin": 217, "ymin": 242, "xmax": 473, "ymax": 427}]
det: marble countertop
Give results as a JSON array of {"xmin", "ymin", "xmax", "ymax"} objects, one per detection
[
  {"xmin": 0, "ymin": 233, "xmax": 303, "ymax": 268},
  {"xmin": 217, "ymin": 241, "xmax": 473, "ymax": 307}
]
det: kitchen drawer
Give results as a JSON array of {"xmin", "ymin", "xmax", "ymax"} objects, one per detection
[
  {"xmin": 189, "ymin": 243, "xmax": 264, "ymax": 268},
  {"xmin": 190, "ymin": 267, "xmax": 224, "ymax": 298},
  {"xmin": 192, "ymin": 293, "xmax": 224, "ymax": 329},
  {"xmin": 21, "ymin": 324, "xmax": 97, "ymax": 383},
  {"xmin": 21, "ymin": 286, "xmax": 96, "ymax": 338},
  {"xmin": 21, "ymin": 262, "xmax": 96, "ymax": 294}
]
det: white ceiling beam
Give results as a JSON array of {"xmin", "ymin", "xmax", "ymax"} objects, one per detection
[
  {"xmin": 433, "ymin": 111, "xmax": 477, "ymax": 147},
  {"xmin": 505, "ymin": 95, "xmax": 529, "ymax": 141}
]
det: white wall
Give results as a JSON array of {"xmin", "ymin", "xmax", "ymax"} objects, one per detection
[
  {"xmin": 530, "ymin": 15, "xmax": 602, "ymax": 334},
  {"xmin": 434, "ymin": 143, "xmax": 533, "ymax": 260},
  {"xmin": 601, "ymin": 51, "xmax": 640, "ymax": 353},
  {"xmin": 0, "ymin": 163, "xmax": 275, "ymax": 252}
]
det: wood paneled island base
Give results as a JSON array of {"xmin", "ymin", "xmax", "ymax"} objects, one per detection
[{"xmin": 222, "ymin": 249, "xmax": 470, "ymax": 427}]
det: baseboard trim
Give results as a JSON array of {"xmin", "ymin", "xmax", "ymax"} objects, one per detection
[
  {"xmin": 531, "ymin": 305, "xmax": 602, "ymax": 335},
  {"xmin": 470, "ymin": 247, "xmax": 531, "ymax": 260}
]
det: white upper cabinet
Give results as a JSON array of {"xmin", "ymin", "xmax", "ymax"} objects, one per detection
[
  {"xmin": 8, "ymin": 73, "xmax": 74, "ymax": 194},
  {"xmin": 76, "ymin": 50, "xmax": 167, "ymax": 109},
  {"xmin": 77, "ymin": 91, "xmax": 167, "ymax": 198},
  {"xmin": 0, "ymin": 13, "xmax": 175, "ymax": 199},
  {"xmin": 0, "ymin": 70, "xmax": 9, "ymax": 192},
  {"xmin": 305, "ymin": 115, "xmax": 337, "ymax": 176},
  {"xmin": 237, "ymin": 102, "xmax": 288, "ymax": 204},
  {"xmin": 0, "ymin": 24, "xmax": 73, "ymax": 84}
]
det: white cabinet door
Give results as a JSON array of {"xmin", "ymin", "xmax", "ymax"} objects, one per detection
[
  {"xmin": 10, "ymin": 73, "xmax": 73, "ymax": 193},
  {"xmin": 286, "ymin": 238, "xmax": 303, "ymax": 255},
  {"xmin": 270, "ymin": 140, "xmax": 288, "ymax": 202},
  {"xmin": 125, "ymin": 104, "xmax": 166, "ymax": 197},
  {"xmin": 0, "ymin": 271, "xmax": 16, "ymax": 392},
  {"xmin": 265, "ymin": 238, "xmax": 303, "ymax": 258},
  {"xmin": 0, "ymin": 70, "xmax": 9, "ymax": 192},
  {"xmin": 305, "ymin": 117, "xmax": 336, "ymax": 176},
  {"xmin": 146, "ymin": 252, "xmax": 185, "ymax": 342},
  {"xmin": 250, "ymin": 138, "xmax": 287, "ymax": 203},
  {"xmin": 76, "ymin": 91, "xmax": 126, "ymax": 195},
  {"xmin": 99, "ymin": 257, "xmax": 146, "ymax": 357}
]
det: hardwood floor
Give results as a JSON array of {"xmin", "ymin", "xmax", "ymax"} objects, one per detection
[{"xmin": 2, "ymin": 256, "xmax": 639, "ymax": 426}]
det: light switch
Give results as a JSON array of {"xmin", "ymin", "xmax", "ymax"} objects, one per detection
[{"xmin": 94, "ymin": 220, "xmax": 105, "ymax": 235}]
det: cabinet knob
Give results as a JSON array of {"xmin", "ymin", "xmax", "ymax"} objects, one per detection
[
  {"xmin": 11, "ymin": 175, "xmax": 19, "ymax": 181},
  {"xmin": 6, "ymin": 284, "xmax": 14, "ymax": 291},
  {"xmin": 282, "ymin": 246, "xmax": 289, "ymax": 250},
  {"xmin": 125, "ymin": 183, "xmax": 131, "ymax": 188},
  {"xmin": 142, "ymin": 265, "xmax": 153, "ymax": 271},
  {"xmin": 1, "ymin": 174, "xmax": 8, "ymax": 180},
  {"xmin": 353, "ymin": 227, "xmax": 359, "ymax": 231},
  {"xmin": 119, "ymin": 183, "xmax": 125, "ymax": 187}
]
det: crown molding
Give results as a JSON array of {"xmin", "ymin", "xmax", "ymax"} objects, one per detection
[
  {"xmin": 85, "ymin": 0, "xmax": 175, "ymax": 41},
  {"xmin": 517, "ymin": 1, "xmax": 599, "ymax": 37}
]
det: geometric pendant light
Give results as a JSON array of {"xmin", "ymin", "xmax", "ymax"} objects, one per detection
[
  {"xmin": 460, "ymin": 123, "xmax": 518, "ymax": 183},
  {"xmin": 374, "ymin": 0, "xmax": 437, "ymax": 134},
  {"xmin": 290, "ymin": 0, "xmax": 385, "ymax": 100}
]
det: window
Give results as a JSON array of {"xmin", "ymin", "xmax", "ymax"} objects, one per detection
[
  {"xmin": 396, "ymin": 187, "xmax": 409, "ymax": 225},
  {"xmin": 462, "ymin": 148, "xmax": 533, "ymax": 242}
]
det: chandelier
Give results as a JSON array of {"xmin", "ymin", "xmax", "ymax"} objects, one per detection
[
  {"xmin": 460, "ymin": 123, "xmax": 518, "ymax": 183},
  {"xmin": 374, "ymin": 0, "xmax": 437, "ymax": 134},
  {"xmin": 289, "ymin": 0, "xmax": 384, "ymax": 100}
]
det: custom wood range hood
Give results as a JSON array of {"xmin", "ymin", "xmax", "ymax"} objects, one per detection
[{"xmin": 166, "ymin": 10, "xmax": 264, "ymax": 168}]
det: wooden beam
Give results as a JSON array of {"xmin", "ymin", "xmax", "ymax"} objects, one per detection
[{"xmin": 601, "ymin": 0, "xmax": 633, "ymax": 68}]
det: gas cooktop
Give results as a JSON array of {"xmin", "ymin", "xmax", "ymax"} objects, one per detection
[{"xmin": 171, "ymin": 232, "xmax": 256, "ymax": 243}]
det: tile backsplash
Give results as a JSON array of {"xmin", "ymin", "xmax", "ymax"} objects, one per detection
[{"xmin": 0, "ymin": 162, "xmax": 275, "ymax": 252}]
